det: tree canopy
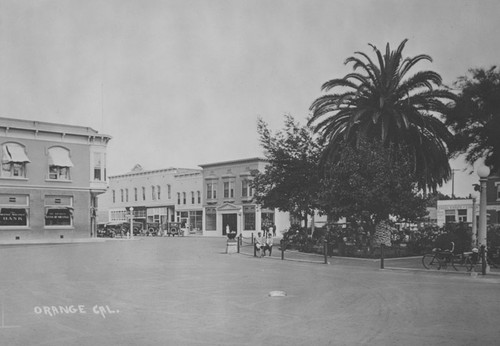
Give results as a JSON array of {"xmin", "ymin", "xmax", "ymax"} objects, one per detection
[
  {"xmin": 309, "ymin": 39, "xmax": 456, "ymax": 192},
  {"xmin": 444, "ymin": 66, "xmax": 500, "ymax": 174},
  {"xmin": 318, "ymin": 139, "xmax": 428, "ymax": 233},
  {"xmin": 253, "ymin": 115, "xmax": 322, "ymax": 226}
]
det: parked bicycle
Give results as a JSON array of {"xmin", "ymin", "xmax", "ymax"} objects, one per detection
[{"xmin": 422, "ymin": 242, "xmax": 478, "ymax": 271}]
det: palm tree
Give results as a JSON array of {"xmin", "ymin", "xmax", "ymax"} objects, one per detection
[
  {"xmin": 309, "ymin": 39, "xmax": 456, "ymax": 192},
  {"xmin": 444, "ymin": 66, "xmax": 500, "ymax": 174}
]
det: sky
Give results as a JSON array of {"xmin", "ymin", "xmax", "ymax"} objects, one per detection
[{"xmin": 1, "ymin": 0, "xmax": 499, "ymax": 198}]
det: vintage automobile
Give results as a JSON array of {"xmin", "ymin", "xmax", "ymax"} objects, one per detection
[
  {"xmin": 97, "ymin": 223, "xmax": 115, "ymax": 238},
  {"xmin": 145, "ymin": 222, "xmax": 162, "ymax": 236},
  {"xmin": 165, "ymin": 222, "xmax": 184, "ymax": 236},
  {"xmin": 105, "ymin": 221, "xmax": 143, "ymax": 237}
]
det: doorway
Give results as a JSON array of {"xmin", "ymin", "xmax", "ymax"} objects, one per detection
[{"xmin": 222, "ymin": 213, "xmax": 237, "ymax": 235}]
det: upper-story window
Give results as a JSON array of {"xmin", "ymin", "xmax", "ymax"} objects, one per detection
[
  {"xmin": 92, "ymin": 152, "xmax": 106, "ymax": 181},
  {"xmin": 120, "ymin": 189, "xmax": 124, "ymax": 203},
  {"xmin": 242, "ymin": 179, "xmax": 254, "ymax": 197},
  {"xmin": 112, "ymin": 190, "xmax": 116, "ymax": 203},
  {"xmin": 191, "ymin": 191, "xmax": 195, "ymax": 204},
  {"xmin": 224, "ymin": 181, "xmax": 235, "ymax": 198},
  {"xmin": 167, "ymin": 184, "xmax": 171, "ymax": 199},
  {"xmin": 183, "ymin": 192, "xmax": 186, "ymax": 204},
  {"xmin": 48, "ymin": 146, "xmax": 73, "ymax": 180},
  {"xmin": 142, "ymin": 187, "xmax": 146, "ymax": 200},
  {"xmin": 157, "ymin": 185, "xmax": 161, "ymax": 200},
  {"xmin": 1, "ymin": 142, "xmax": 30, "ymax": 178},
  {"xmin": 177, "ymin": 193, "xmax": 181, "ymax": 205},
  {"xmin": 125, "ymin": 189, "xmax": 129, "ymax": 202},
  {"xmin": 197, "ymin": 191, "xmax": 201, "ymax": 204},
  {"xmin": 207, "ymin": 182, "xmax": 217, "ymax": 199},
  {"xmin": 152, "ymin": 186, "xmax": 156, "ymax": 200},
  {"xmin": 134, "ymin": 188, "xmax": 138, "ymax": 201}
]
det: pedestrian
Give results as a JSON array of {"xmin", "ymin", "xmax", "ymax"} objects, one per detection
[
  {"xmin": 254, "ymin": 232, "xmax": 264, "ymax": 257},
  {"xmin": 263, "ymin": 232, "xmax": 273, "ymax": 256}
]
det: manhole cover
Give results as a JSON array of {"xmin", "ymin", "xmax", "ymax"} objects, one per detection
[{"xmin": 268, "ymin": 290, "xmax": 287, "ymax": 297}]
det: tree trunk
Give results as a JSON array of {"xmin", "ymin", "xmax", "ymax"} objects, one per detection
[{"xmin": 372, "ymin": 220, "xmax": 393, "ymax": 247}]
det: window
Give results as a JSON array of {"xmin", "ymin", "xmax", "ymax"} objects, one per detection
[
  {"xmin": 142, "ymin": 187, "xmax": 146, "ymax": 201},
  {"xmin": 445, "ymin": 209, "xmax": 456, "ymax": 223},
  {"xmin": 112, "ymin": 190, "xmax": 116, "ymax": 203},
  {"xmin": 205, "ymin": 208, "xmax": 216, "ymax": 230},
  {"xmin": 45, "ymin": 195, "xmax": 73, "ymax": 227},
  {"xmin": 157, "ymin": 185, "xmax": 161, "ymax": 200},
  {"xmin": 207, "ymin": 182, "xmax": 217, "ymax": 199},
  {"xmin": 92, "ymin": 152, "xmax": 106, "ymax": 181},
  {"xmin": 120, "ymin": 189, "xmax": 124, "ymax": 202},
  {"xmin": 224, "ymin": 181, "xmax": 235, "ymax": 199},
  {"xmin": 1, "ymin": 143, "xmax": 30, "ymax": 178},
  {"xmin": 0, "ymin": 194, "xmax": 29, "ymax": 227},
  {"xmin": 152, "ymin": 186, "xmax": 156, "ymax": 200},
  {"xmin": 125, "ymin": 189, "xmax": 129, "ymax": 202},
  {"xmin": 197, "ymin": 191, "xmax": 201, "ymax": 204},
  {"xmin": 134, "ymin": 188, "xmax": 138, "ymax": 201},
  {"xmin": 457, "ymin": 209, "xmax": 467, "ymax": 222},
  {"xmin": 167, "ymin": 184, "xmax": 171, "ymax": 199},
  {"xmin": 47, "ymin": 147, "xmax": 73, "ymax": 180},
  {"xmin": 177, "ymin": 193, "xmax": 181, "ymax": 205},
  {"xmin": 244, "ymin": 206, "xmax": 256, "ymax": 230},
  {"xmin": 183, "ymin": 192, "xmax": 186, "ymax": 205},
  {"xmin": 242, "ymin": 180, "xmax": 254, "ymax": 198},
  {"xmin": 497, "ymin": 185, "xmax": 500, "ymax": 200},
  {"xmin": 189, "ymin": 210, "xmax": 203, "ymax": 230},
  {"xmin": 191, "ymin": 191, "xmax": 195, "ymax": 204}
]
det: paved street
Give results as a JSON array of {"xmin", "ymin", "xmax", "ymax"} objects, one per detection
[{"xmin": 1, "ymin": 237, "xmax": 499, "ymax": 346}]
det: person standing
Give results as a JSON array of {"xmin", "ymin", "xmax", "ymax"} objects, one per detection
[{"xmin": 254, "ymin": 232, "xmax": 264, "ymax": 257}]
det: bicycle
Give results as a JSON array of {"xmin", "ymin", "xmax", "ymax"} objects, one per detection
[
  {"xmin": 422, "ymin": 242, "xmax": 477, "ymax": 271},
  {"xmin": 422, "ymin": 243, "xmax": 455, "ymax": 270}
]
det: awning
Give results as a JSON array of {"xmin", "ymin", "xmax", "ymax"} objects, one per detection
[
  {"xmin": 2, "ymin": 144, "xmax": 31, "ymax": 163},
  {"xmin": 48, "ymin": 147, "xmax": 74, "ymax": 167}
]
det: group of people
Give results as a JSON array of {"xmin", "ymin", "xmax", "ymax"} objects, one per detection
[{"xmin": 254, "ymin": 231, "xmax": 273, "ymax": 257}]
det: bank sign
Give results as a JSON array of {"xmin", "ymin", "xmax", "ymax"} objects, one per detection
[{"xmin": 0, "ymin": 208, "xmax": 27, "ymax": 226}]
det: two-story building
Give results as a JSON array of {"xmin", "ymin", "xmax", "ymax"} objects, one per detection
[
  {"xmin": 0, "ymin": 117, "xmax": 110, "ymax": 243},
  {"xmin": 199, "ymin": 157, "xmax": 290, "ymax": 237},
  {"xmin": 98, "ymin": 165, "xmax": 202, "ymax": 232}
]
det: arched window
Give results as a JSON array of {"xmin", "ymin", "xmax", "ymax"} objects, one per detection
[
  {"xmin": 48, "ymin": 146, "xmax": 73, "ymax": 180},
  {"xmin": 1, "ymin": 142, "xmax": 30, "ymax": 178}
]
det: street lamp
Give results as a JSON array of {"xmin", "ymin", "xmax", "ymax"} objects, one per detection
[
  {"xmin": 130, "ymin": 207, "xmax": 134, "ymax": 240},
  {"xmin": 477, "ymin": 165, "xmax": 490, "ymax": 248}
]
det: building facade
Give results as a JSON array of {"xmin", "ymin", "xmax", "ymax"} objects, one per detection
[
  {"xmin": 0, "ymin": 117, "xmax": 110, "ymax": 243},
  {"xmin": 486, "ymin": 173, "xmax": 500, "ymax": 224},
  {"xmin": 199, "ymin": 157, "xmax": 290, "ymax": 237},
  {"xmin": 437, "ymin": 199, "xmax": 475, "ymax": 227},
  {"xmin": 98, "ymin": 165, "xmax": 202, "ymax": 233}
]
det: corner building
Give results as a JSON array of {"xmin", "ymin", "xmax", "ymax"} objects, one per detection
[
  {"xmin": 0, "ymin": 117, "xmax": 110, "ymax": 243},
  {"xmin": 200, "ymin": 157, "xmax": 290, "ymax": 237}
]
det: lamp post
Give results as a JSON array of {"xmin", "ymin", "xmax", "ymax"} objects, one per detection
[
  {"xmin": 130, "ymin": 207, "xmax": 134, "ymax": 240},
  {"xmin": 477, "ymin": 165, "xmax": 490, "ymax": 248}
]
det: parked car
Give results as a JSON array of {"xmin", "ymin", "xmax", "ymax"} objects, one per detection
[
  {"xmin": 105, "ymin": 221, "xmax": 143, "ymax": 237},
  {"xmin": 165, "ymin": 222, "xmax": 184, "ymax": 236},
  {"xmin": 97, "ymin": 223, "xmax": 115, "ymax": 238}
]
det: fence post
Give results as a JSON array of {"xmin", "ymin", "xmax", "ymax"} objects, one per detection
[
  {"xmin": 323, "ymin": 239, "xmax": 328, "ymax": 264},
  {"xmin": 237, "ymin": 234, "xmax": 241, "ymax": 253},
  {"xmin": 281, "ymin": 239, "xmax": 285, "ymax": 260},
  {"xmin": 251, "ymin": 233, "xmax": 254, "ymax": 245},
  {"xmin": 380, "ymin": 244, "xmax": 385, "ymax": 269},
  {"xmin": 481, "ymin": 245, "xmax": 487, "ymax": 275}
]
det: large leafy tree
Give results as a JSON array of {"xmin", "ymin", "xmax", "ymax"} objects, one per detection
[
  {"xmin": 309, "ymin": 39, "xmax": 456, "ymax": 192},
  {"xmin": 319, "ymin": 139, "xmax": 428, "ymax": 242},
  {"xmin": 253, "ymin": 115, "xmax": 322, "ymax": 227},
  {"xmin": 444, "ymin": 66, "xmax": 500, "ymax": 174}
]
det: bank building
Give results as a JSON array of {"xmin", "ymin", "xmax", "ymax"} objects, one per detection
[{"xmin": 0, "ymin": 117, "xmax": 110, "ymax": 243}]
